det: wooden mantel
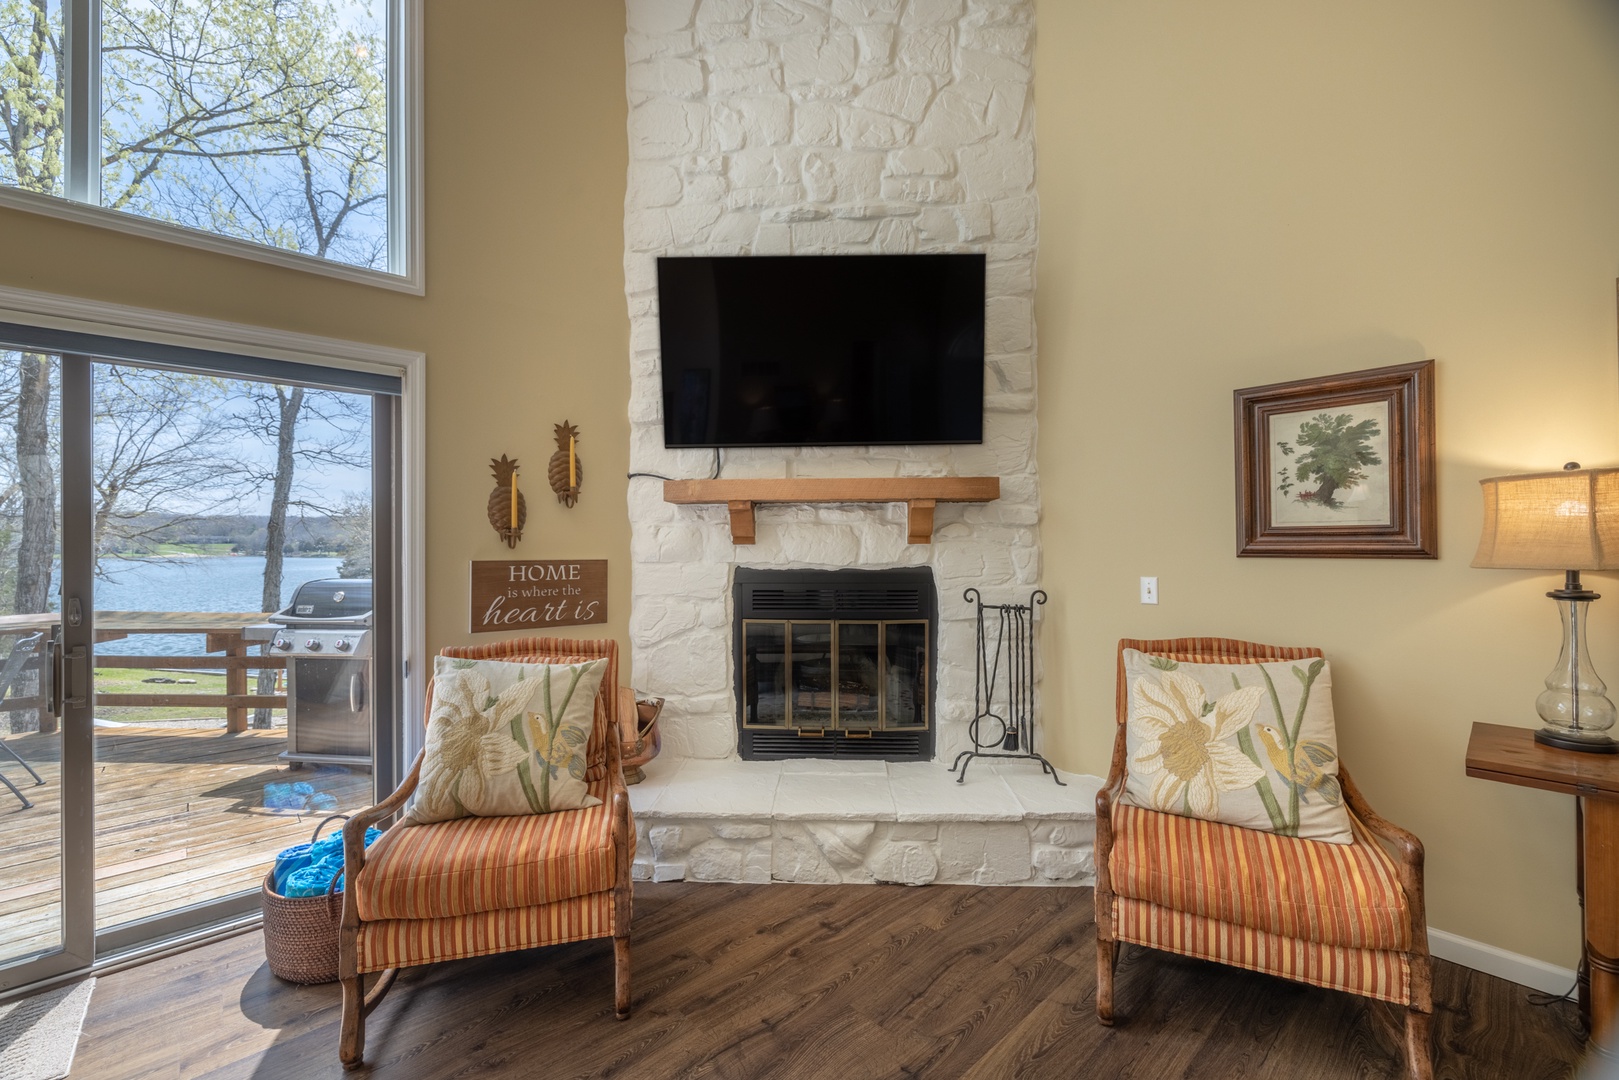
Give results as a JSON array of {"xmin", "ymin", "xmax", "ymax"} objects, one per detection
[{"xmin": 662, "ymin": 476, "xmax": 1000, "ymax": 545}]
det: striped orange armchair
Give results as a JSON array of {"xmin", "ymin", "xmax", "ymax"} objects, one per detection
[
  {"xmin": 1095, "ymin": 638, "xmax": 1432, "ymax": 1080},
  {"xmin": 337, "ymin": 637, "xmax": 634, "ymax": 1070}
]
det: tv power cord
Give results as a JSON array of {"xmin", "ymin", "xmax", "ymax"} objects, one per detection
[{"xmin": 627, "ymin": 447, "xmax": 722, "ymax": 483}]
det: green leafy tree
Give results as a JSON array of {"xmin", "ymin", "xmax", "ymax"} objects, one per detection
[
  {"xmin": 1, "ymin": 0, "xmax": 386, "ymax": 254},
  {"xmin": 333, "ymin": 492, "xmax": 371, "ymax": 578},
  {"xmin": 1291, "ymin": 412, "xmax": 1381, "ymax": 507},
  {"xmin": 101, "ymin": 0, "xmax": 388, "ymax": 265}
]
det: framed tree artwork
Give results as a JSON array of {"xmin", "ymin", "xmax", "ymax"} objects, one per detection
[{"xmin": 1235, "ymin": 360, "xmax": 1436, "ymax": 558}]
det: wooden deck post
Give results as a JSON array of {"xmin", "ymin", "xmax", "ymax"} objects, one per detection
[{"xmin": 208, "ymin": 632, "xmax": 250, "ymax": 734}]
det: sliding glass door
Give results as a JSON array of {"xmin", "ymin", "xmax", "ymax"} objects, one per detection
[
  {"xmin": 0, "ymin": 352, "xmax": 92, "ymax": 990},
  {"xmin": 0, "ymin": 340, "xmax": 401, "ymax": 992}
]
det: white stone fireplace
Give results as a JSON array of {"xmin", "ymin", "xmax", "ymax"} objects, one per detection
[
  {"xmin": 620, "ymin": 0, "xmax": 1093, "ymax": 887},
  {"xmin": 624, "ymin": 0, "xmax": 1042, "ymax": 761}
]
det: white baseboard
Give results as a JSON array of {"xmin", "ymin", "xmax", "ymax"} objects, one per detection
[{"xmin": 1428, "ymin": 927, "xmax": 1577, "ymax": 996}]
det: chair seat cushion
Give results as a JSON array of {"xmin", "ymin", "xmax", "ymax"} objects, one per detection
[
  {"xmin": 1109, "ymin": 801, "xmax": 1410, "ymax": 951},
  {"xmin": 356, "ymin": 781, "xmax": 622, "ymax": 921}
]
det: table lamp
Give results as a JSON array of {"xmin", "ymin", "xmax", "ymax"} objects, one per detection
[{"xmin": 1473, "ymin": 463, "xmax": 1619, "ymax": 752}]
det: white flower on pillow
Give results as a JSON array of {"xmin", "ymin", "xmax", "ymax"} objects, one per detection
[
  {"xmin": 1129, "ymin": 670, "xmax": 1267, "ymax": 818},
  {"xmin": 416, "ymin": 666, "xmax": 533, "ymax": 819}
]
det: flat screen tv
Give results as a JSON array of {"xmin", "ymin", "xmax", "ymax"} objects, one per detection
[{"xmin": 658, "ymin": 253, "xmax": 985, "ymax": 448}]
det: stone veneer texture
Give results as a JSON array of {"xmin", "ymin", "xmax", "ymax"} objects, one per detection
[
  {"xmin": 623, "ymin": 0, "xmax": 1041, "ymax": 763},
  {"xmin": 636, "ymin": 818, "xmax": 1095, "ymax": 887}
]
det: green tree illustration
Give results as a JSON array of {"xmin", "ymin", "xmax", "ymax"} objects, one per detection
[{"xmin": 1291, "ymin": 413, "xmax": 1381, "ymax": 507}]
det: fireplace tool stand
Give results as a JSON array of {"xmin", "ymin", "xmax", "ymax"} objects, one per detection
[{"xmin": 951, "ymin": 588, "xmax": 1064, "ymax": 786}]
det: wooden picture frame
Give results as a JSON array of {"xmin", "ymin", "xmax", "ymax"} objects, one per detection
[{"xmin": 1235, "ymin": 360, "xmax": 1436, "ymax": 558}]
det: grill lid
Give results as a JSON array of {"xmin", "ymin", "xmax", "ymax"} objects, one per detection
[{"xmin": 271, "ymin": 578, "xmax": 373, "ymax": 625}]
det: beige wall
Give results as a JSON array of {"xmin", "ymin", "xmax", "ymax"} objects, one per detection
[
  {"xmin": 1037, "ymin": 0, "xmax": 1619, "ymax": 966},
  {"xmin": 0, "ymin": 3, "xmax": 632, "ymax": 664},
  {"xmin": 3, "ymin": 0, "xmax": 1613, "ymax": 969}
]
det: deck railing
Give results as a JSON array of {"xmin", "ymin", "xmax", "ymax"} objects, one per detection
[{"xmin": 0, "ymin": 612, "xmax": 287, "ymax": 734}]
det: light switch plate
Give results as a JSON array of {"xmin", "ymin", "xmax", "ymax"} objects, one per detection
[{"xmin": 1140, "ymin": 577, "xmax": 1158, "ymax": 604}]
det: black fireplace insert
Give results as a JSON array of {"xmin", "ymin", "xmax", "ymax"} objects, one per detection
[{"xmin": 734, "ymin": 567, "xmax": 936, "ymax": 762}]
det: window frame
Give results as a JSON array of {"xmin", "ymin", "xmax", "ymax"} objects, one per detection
[{"xmin": 0, "ymin": 0, "xmax": 424, "ymax": 295}]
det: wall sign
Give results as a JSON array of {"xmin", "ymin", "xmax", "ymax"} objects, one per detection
[{"xmin": 470, "ymin": 560, "xmax": 608, "ymax": 633}]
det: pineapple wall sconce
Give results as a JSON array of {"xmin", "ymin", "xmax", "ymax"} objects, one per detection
[
  {"xmin": 548, "ymin": 421, "xmax": 582, "ymax": 508},
  {"xmin": 488, "ymin": 455, "xmax": 526, "ymax": 548}
]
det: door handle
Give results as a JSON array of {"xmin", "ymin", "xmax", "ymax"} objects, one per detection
[
  {"xmin": 63, "ymin": 646, "xmax": 88, "ymax": 709},
  {"xmin": 44, "ymin": 632, "xmax": 60, "ymax": 718},
  {"xmin": 349, "ymin": 672, "xmax": 365, "ymax": 714}
]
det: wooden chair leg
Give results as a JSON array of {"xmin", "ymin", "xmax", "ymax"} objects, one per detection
[
  {"xmin": 339, "ymin": 973, "xmax": 365, "ymax": 1070},
  {"xmin": 1096, "ymin": 937, "xmax": 1118, "ymax": 1025},
  {"xmin": 1404, "ymin": 1006, "xmax": 1433, "ymax": 1080},
  {"xmin": 614, "ymin": 935, "xmax": 631, "ymax": 1020}
]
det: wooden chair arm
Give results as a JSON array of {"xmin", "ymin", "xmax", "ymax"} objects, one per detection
[
  {"xmin": 339, "ymin": 748, "xmax": 425, "ymax": 975},
  {"xmin": 1095, "ymin": 721, "xmax": 1130, "ymax": 824},
  {"xmin": 1341, "ymin": 765, "xmax": 1423, "ymax": 868},
  {"xmin": 1340, "ymin": 765, "xmax": 1428, "ymax": 976},
  {"xmin": 606, "ymin": 681, "xmax": 634, "ymax": 934},
  {"xmin": 1093, "ymin": 726, "xmax": 1130, "ymax": 940},
  {"xmin": 342, "ymin": 749, "xmax": 424, "ymax": 874}
]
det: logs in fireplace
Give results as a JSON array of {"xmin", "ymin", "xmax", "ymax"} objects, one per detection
[{"xmin": 734, "ymin": 567, "xmax": 935, "ymax": 762}]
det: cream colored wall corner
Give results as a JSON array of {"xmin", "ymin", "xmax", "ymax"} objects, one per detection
[
  {"xmin": 0, "ymin": 3, "xmax": 634, "ymax": 670},
  {"xmin": 1035, "ymin": 0, "xmax": 1619, "ymax": 969}
]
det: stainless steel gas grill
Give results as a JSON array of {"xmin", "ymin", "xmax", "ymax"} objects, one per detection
[{"xmin": 252, "ymin": 578, "xmax": 373, "ymax": 769}]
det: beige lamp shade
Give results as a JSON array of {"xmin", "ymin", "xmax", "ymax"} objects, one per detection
[{"xmin": 1473, "ymin": 466, "xmax": 1619, "ymax": 571}]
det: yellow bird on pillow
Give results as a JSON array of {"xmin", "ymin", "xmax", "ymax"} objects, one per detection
[{"xmin": 1256, "ymin": 724, "xmax": 1343, "ymax": 807}]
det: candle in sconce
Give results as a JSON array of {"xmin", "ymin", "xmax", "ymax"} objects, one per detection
[
  {"xmin": 569, "ymin": 436, "xmax": 577, "ymax": 489},
  {"xmin": 510, "ymin": 467, "xmax": 518, "ymax": 534}
]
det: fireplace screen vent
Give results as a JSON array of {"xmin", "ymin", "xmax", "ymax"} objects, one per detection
[
  {"xmin": 735, "ymin": 568, "xmax": 935, "ymax": 763},
  {"xmin": 746, "ymin": 729, "xmax": 926, "ymax": 760},
  {"xmin": 748, "ymin": 586, "xmax": 924, "ymax": 615}
]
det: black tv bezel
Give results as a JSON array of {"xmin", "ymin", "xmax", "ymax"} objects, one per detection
[{"xmin": 656, "ymin": 252, "xmax": 986, "ymax": 450}]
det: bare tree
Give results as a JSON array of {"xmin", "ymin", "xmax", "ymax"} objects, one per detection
[
  {"xmin": 92, "ymin": 367, "xmax": 235, "ymax": 565},
  {"xmin": 12, "ymin": 354, "xmax": 53, "ymax": 615},
  {"xmin": 231, "ymin": 384, "xmax": 368, "ymax": 726}
]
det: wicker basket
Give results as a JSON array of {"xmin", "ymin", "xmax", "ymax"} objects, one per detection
[{"xmin": 261, "ymin": 815, "xmax": 347, "ymax": 985}]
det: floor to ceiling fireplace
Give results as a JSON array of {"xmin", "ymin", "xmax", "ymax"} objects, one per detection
[{"xmin": 734, "ymin": 567, "xmax": 936, "ymax": 762}]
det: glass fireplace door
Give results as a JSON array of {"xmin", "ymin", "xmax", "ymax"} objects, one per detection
[{"xmin": 741, "ymin": 619, "xmax": 928, "ymax": 734}]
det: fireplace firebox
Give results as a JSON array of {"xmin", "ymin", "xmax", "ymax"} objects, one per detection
[{"xmin": 734, "ymin": 567, "xmax": 936, "ymax": 762}]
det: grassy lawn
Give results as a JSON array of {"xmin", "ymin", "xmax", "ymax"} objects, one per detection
[
  {"xmin": 148, "ymin": 542, "xmax": 238, "ymax": 556},
  {"xmin": 93, "ymin": 666, "xmax": 285, "ymax": 725}
]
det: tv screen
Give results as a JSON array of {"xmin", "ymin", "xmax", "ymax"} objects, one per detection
[{"xmin": 658, "ymin": 253, "xmax": 985, "ymax": 448}]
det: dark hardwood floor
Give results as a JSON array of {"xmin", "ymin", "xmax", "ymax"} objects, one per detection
[{"xmin": 72, "ymin": 882, "xmax": 1586, "ymax": 1079}]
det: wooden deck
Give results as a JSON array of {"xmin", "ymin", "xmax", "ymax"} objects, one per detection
[{"xmin": 0, "ymin": 725, "xmax": 372, "ymax": 962}]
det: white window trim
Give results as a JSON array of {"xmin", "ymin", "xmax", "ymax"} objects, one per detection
[
  {"xmin": 0, "ymin": 0, "xmax": 425, "ymax": 296},
  {"xmin": 0, "ymin": 281, "xmax": 429, "ymax": 760}
]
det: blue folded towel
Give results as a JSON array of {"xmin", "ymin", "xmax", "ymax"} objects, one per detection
[
  {"xmin": 273, "ymin": 826, "xmax": 381, "ymax": 897},
  {"xmin": 271, "ymin": 842, "xmax": 314, "ymax": 895}
]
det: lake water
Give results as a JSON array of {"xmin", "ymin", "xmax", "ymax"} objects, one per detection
[{"xmin": 93, "ymin": 555, "xmax": 344, "ymax": 659}]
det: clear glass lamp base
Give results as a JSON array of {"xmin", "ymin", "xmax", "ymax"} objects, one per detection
[{"xmin": 1536, "ymin": 596, "xmax": 1619, "ymax": 754}]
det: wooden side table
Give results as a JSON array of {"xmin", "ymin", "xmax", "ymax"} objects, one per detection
[{"xmin": 1466, "ymin": 721, "xmax": 1619, "ymax": 1055}]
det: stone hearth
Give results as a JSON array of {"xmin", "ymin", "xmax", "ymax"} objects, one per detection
[{"xmin": 629, "ymin": 759, "xmax": 1099, "ymax": 887}]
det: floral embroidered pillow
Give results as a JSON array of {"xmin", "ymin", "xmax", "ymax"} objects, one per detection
[
  {"xmin": 400, "ymin": 656, "xmax": 607, "ymax": 826},
  {"xmin": 1120, "ymin": 649, "xmax": 1353, "ymax": 844}
]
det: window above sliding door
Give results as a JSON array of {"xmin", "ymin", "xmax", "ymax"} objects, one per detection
[{"xmin": 0, "ymin": 0, "xmax": 422, "ymax": 292}]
